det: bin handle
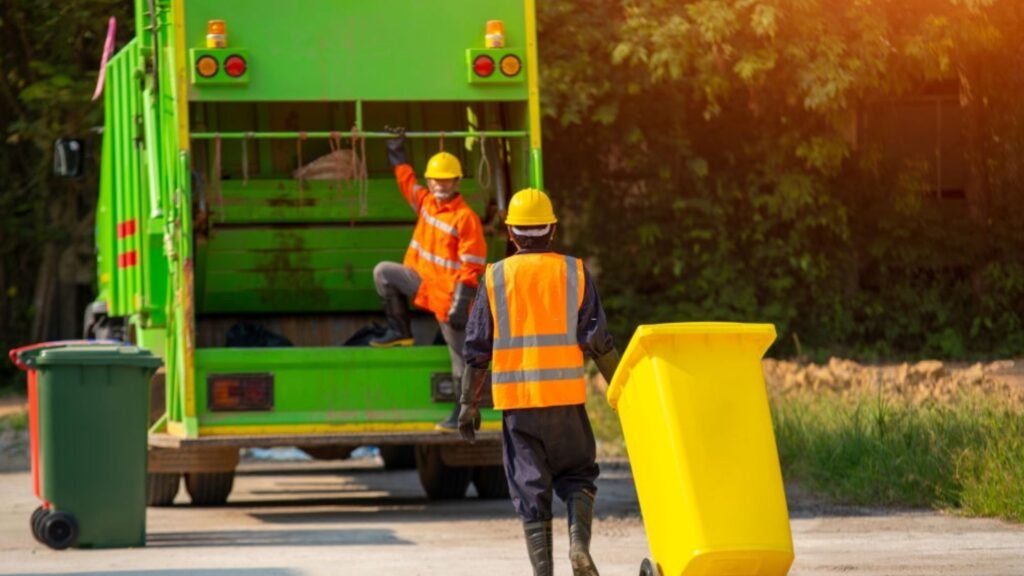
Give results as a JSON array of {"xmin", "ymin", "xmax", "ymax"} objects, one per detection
[{"xmin": 8, "ymin": 339, "xmax": 121, "ymax": 370}]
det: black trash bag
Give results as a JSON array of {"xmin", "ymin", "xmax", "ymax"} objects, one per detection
[
  {"xmin": 225, "ymin": 322, "xmax": 293, "ymax": 348},
  {"xmin": 343, "ymin": 322, "xmax": 388, "ymax": 346}
]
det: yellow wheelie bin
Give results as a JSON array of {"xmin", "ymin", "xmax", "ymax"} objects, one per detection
[{"xmin": 607, "ymin": 323, "xmax": 793, "ymax": 576}]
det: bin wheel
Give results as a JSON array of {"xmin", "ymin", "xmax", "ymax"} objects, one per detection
[
  {"xmin": 415, "ymin": 445, "xmax": 470, "ymax": 500},
  {"xmin": 30, "ymin": 506, "xmax": 48, "ymax": 543},
  {"xmin": 185, "ymin": 471, "xmax": 235, "ymax": 506},
  {"xmin": 147, "ymin": 473, "xmax": 181, "ymax": 507},
  {"xmin": 40, "ymin": 511, "xmax": 78, "ymax": 550},
  {"xmin": 639, "ymin": 558, "xmax": 661, "ymax": 576},
  {"xmin": 472, "ymin": 465, "xmax": 510, "ymax": 499}
]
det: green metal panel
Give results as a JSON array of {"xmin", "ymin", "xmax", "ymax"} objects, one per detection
[
  {"xmin": 206, "ymin": 178, "xmax": 489, "ymax": 224},
  {"xmin": 184, "ymin": 0, "xmax": 529, "ymax": 102},
  {"xmin": 199, "ymin": 226, "xmax": 412, "ymax": 314},
  {"xmin": 101, "ymin": 41, "xmax": 143, "ymax": 317},
  {"xmin": 195, "ymin": 347, "xmax": 494, "ymax": 426}
]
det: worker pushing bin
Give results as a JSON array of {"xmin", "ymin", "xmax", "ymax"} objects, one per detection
[
  {"xmin": 9, "ymin": 343, "xmax": 161, "ymax": 550},
  {"xmin": 606, "ymin": 323, "xmax": 794, "ymax": 576}
]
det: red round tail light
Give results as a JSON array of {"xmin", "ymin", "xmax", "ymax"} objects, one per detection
[
  {"xmin": 473, "ymin": 55, "xmax": 495, "ymax": 78},
  {"xmin": 224, "ymin": 55, "xmax": 247, "ymax": 78}
]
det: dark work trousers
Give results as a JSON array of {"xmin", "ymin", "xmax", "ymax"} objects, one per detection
[{"xmin": 502, "ymin": 404, "xmax": 600, "ymax": 522}]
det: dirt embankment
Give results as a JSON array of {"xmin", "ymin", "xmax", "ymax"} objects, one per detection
[{"xmin": 763, "ymin": 358, "xmax": 1024, "ymax": 407}]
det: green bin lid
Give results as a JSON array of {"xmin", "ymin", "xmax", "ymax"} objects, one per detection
[{"xmin": 35, "ymin": 345, "xmax": 163, "ymax": 368}]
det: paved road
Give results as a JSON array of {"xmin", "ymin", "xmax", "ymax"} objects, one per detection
[{"xmin": 1, "ymin": 458, "xmax": 1022, "ymax": 575}]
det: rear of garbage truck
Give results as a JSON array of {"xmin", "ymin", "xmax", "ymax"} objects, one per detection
[{"xmin": 88, "ymin": 0, "xmax": 544, "ymax": 505}]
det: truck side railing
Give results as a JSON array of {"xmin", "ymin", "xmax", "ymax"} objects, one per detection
[{"xmin": 190, "ymin": 130, "xmax": 529, "ymax": 140}]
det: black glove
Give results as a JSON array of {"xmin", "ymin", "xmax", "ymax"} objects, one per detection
[
  {"xmin": 446, "ymin": 283, "xmax": 476, "ymax": 331},
  {"xmin": 594, "ymin": 348, "xmax": 621, "ymax": 384},
  {"xmin": 458, "ymin": 403, "xmax": 481, "ymax": 443},
  {"xmin": 458, "ymin": 366, "xmax": 489, "ymax": 443},
  {"xmin": 384, "ymin": 125, "xmax": 408, "ymax": 167}
]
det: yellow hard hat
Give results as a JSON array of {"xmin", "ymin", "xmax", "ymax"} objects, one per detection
[
  {"xmin": 505, "ymin": 188, "xmax": 558, "ymax": 226},
  {"xmin": 424, "ymin": 152, "xmax": 463, "ymax": 179}
]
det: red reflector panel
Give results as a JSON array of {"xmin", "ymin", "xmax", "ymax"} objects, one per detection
[
  {"xmin": 208, "ymin": 374, "xmax": 274, "ymax": 412},
  {"xmin": 473, "ymin": 55, "xmax": 495, "ymax": 78},
  {"xmin": 117, "ymin": 251, "xmax": 138, "ymax": 269},
  {"xmin": 224, "ymin": 55, "xmax": 247, "ymax": 78},
  {"xmin": 117, "ymin": 219, "xmax": 138, "ymax": 239}
]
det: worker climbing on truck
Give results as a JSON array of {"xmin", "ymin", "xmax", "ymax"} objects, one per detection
[
  {"xmin": 457, "ymin": 188, "xmax": 621, "ymax": 576},
  {"xmin": 370, "ymin": 126, "xmax": 489, "ymax": 432}
]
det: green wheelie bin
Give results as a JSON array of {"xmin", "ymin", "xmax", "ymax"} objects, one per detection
[{"xmin": 21, "ymin": 344, "xmax": 161, "ymax": 549}]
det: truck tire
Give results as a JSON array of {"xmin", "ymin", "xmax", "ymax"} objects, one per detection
[
  {"xmin": 472, "ymin": 465, "xmax": 510, "ymax": 499},
  {"xmin": 147, "ymin": 473, "xmax": 180, "ymax": 507},
  {"xmin": 380, "ymin": 445, "xmax": 417, "ymax": 470},
  {"xmin": 415, "ymin": 445, "xmax": 470, "ymax": 500},
  {"xmin": 184, "ymin": 471, "xmax": 235, "ymax": 506}
]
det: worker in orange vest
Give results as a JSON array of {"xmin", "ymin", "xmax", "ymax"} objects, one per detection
[
  {"xmin": 458, "ymin": 188, "xmax": 620, "ymax": 576},
  {"xmin": 370, "ymin": 127, "xmax": 488, "ymax": 431}
]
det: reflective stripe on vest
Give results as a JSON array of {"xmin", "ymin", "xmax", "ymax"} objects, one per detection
[
  {"xmin": 409, "ymin": 239, "xmax": 461, "ymax": 271},
  {"xmin": 488, "ymin": 254, "xmax": 586, "ymax": 409},
  {"xmin": 420, "ymin": 207, "xmax": 459, "ymax": 238}
]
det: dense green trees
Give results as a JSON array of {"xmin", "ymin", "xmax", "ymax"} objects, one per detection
[
  {"xmin": 539, "ymin": 0, "xmax": 1024, "ymax": 358},
  {"xmin": 1, "ymin": 1, "xmax": 133, "ymax": 383}
]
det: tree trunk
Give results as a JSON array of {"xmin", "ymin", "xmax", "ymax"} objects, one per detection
[
  {"xmin": 30, "ymin": 243, "xmax": 58, "ymax": 343},
  {"xmin": 959, "ymin": 59, "xmax": 990, "ymax": 226}
]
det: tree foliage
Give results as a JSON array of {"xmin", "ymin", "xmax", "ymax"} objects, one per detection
[
  {"xmin": 539, "ymin": 0, "xmax": 1024, "ymax": 359},
  {"xmin": 1, "ymin": 1, "xmax": 134, "ymax": 385}
]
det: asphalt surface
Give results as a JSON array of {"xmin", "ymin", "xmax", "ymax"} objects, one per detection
[{"xmin": 1, "ymin": 456, "xmax": 1023, "ymax": 575}]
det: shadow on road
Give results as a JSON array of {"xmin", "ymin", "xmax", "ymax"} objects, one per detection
[
  {"xmin": 6, "ymin": 571, "xmax": 302, "ymax": 576},
  {"xmin": 146, "ymin": 528, "xmax": 411, "ymax": 547}
]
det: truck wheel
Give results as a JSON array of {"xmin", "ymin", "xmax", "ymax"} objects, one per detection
[
  {"xmin": 415, "ymin": 445, "xmax": 470, "ymax": 500},
  {"xmin": 184, "ymin": 471, "xmax": 235, "ymax": 506},
  {"xmin": 472, "ymin": 465, "xmax": 510, "ymax": 499},
  {"xmin": 380, "ymin": 445, "xmax": 417, "ymax": 470},
  {"xmin": 40, "ymin": 511, "xmax": 78, "ymax": 550},
  {"xmin": 147, "ymin": 473, "xmax": 180, "ymax": 507}
]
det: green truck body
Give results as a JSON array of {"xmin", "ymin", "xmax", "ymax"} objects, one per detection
[{"xmin": 89, "ymin": 0, "xmax": 544, "ymax": 504}]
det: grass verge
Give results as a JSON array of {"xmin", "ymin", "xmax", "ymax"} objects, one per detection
[{"xmin": 772, "ymin": 390, "xmax": 1024, "ymax": 521}]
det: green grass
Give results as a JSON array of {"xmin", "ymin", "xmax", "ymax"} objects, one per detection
[
  {"xmin": 584, "ymin": 376, "xmax": 628, "ymax": 459},
  {"xmin": 585, "ymin": 368, "xmax": 1023, "ymax": 522},
  {"xmin": 772, "ymin": 390, "xmax": 1024, "ymax": 521}
]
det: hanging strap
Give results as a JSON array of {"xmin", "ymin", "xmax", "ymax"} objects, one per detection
[
  {"xmin": 351, "ymin": 126, "xmax": 368, "ymax": 217},
  {"xmin": 329, "ymin": 130, "xmax": 345, "ymax": 196},
  {"xmin": 241, "ymin": 132, "xmax": 252, "ymax": 186},
  {"xmin": 296, "ymin": 132, "xmax": 308, "ymax": 201},
  {"xmin": 213, "ymin": 133, "xmax": 224, "ymax": 222},
  {"xmin": 477, "ymin": 134, "xmax": 492, "ymax": 190}
]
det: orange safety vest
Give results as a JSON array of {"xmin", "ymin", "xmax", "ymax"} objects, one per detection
[
  {"xmin": 395, "ymin": 164, "xmax": 487, "ymax": 321},
  {"xmin": 485, "ymin": 253, "xmax": 587, "ymax": 410}
]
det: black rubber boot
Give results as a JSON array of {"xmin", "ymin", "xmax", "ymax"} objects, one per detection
[
  {"xmin": 523, "ymin": 520, "xmax": 554, "ymax": 576},
  {"xmin": 369, "ymin": 288, "xmax": 414, "ymax": 347},
  {"xmin": 568, "ymin": 491, "xmax": 600, "ymax": 576},
  {"xmin": 435, "ymin": 370, "xmax": 462, "ymax": 431},
  {"xmin": 435, "ymin": 402, "xmax": 460, "ymax": 432}
]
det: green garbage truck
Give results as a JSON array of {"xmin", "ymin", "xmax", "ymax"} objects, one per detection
[{"xmin": 72, "ymin": 0, "xmax": 546, "ymax": 506}]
